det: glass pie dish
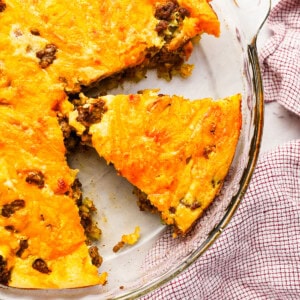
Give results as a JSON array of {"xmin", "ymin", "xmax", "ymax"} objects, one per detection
[{"xmin": 0, "ymin": 0, "xmax": 271, "ymax": 299}]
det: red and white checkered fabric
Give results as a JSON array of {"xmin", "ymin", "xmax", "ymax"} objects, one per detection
[
  {"xmin": 142, "ymin": 140, "xmax": 300, "ymax": 300},
  {"xmin": 260, "ymin": 0, "xmax": 300, "ymax": 116},
  {"xmin": 141, "ymin": 1, "xmax": 300, "ymax": 299}
]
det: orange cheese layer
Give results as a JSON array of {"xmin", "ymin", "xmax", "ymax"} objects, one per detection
[
  {"xmin": 1, "ymin": 0, "xmax": 219, "ymax": 92},
  {"xmin": 0, "ymin": 0, "xmax": 220, "ymax": 288},
  {"xmin": 0, "ymin": 102, "xmax": 108, "ymax": 288},
  {"xmin": 87, "ymin": 91, "xmax": 242, "ymax": 234}
]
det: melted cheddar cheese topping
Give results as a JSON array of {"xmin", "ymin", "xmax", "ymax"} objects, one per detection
[
  {"xmin": 85, "ymin": 90, "xmax": 242, "ymax": 235},
  {"xmin": 0, "ymin": 0, "xmax": 220, "ymax": 288}
]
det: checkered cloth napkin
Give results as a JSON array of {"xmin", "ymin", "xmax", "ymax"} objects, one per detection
[
  {"xmin": 260, "ymin": 0, "xmax": 300, "ymax": 116},
  {"xmin": 141, "ymin": 1, "xmax": 300, "ymax": 299}
]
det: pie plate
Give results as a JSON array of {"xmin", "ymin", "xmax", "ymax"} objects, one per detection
[{"xmin": 0, "ymin": 0, "xmax": 270, "ymax": 299}]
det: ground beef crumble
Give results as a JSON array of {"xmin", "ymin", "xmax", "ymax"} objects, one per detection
[
  {"xmin": 25, "ymin": 170, "xmax": 45, "ymax": 188},
  {"xmin": 0, "ymin": 1, "xmax": 6, "ymax": 12},
  {"xmin": 155, "ymin": 0, "xmax": 179, "ymax": 20},
  {"xmin": 32, "ymin": 258, "xmax": 51, "ymax": 274},
  {"xmin": 57, "ymin": 113, "xmax": 80, "ymax": 152},
  {"xmin": 88, "ymin": 246, "xmax": 103, "ymax": 267},
  {"xmin": 16, "ymin": 239, "xmax": 29, "ymax": 257},
  {"xmin": 133, "ymin": 187, "xmax": 158, "ymax": 214},
  {"xmin": 36, "ymin": 44, "xmax": 57, "ymax": 68},
  {"xmin": 79, "ymin": 198, "xmax": 102, "ymax": 243},
  {"xmin": 67, "ymin": 179, "xmax": 102, "ymax": 243},
  {"xmin": 1, "ymin": 199, "xmax": 25, "ymax": 218},
  {"xmin": 0, "ymin": 256, "xmax": 11, "ymax": 286},
  {"xmin": 76, "ymin": 99, "xmax": 107, "ymax": 127}
]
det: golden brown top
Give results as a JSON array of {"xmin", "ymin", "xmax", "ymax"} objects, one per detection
[{"xmin": 85, "ymin": 90, "xmax": 242, "ymax": 234}]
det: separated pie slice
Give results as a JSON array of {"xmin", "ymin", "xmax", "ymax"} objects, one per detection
[{"xmin": 69, "ymin": 90, "xmax": 242, "ymax": 235}]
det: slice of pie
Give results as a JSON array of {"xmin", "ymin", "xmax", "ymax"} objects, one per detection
[{"xmin": 69, "ymin": 90, "xmax": 242, "ymax": 235}]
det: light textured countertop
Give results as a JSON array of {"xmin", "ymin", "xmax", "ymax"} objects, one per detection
[{"xmin": 257, "ymin": 0, "xmax": 300, "ymax": 154}]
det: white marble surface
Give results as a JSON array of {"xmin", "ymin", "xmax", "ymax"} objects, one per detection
[
  {"xmin": 256, "ymin": 0, "xmax": 300, "ymax": 154},
  {"xmin": 260, "ymin": 102, "xmax": 300, "ymax": 153}
]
